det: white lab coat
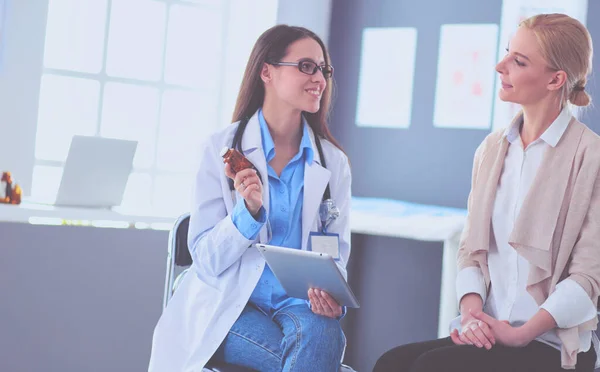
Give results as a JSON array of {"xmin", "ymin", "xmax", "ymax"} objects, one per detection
[{"xmin": 148, "ymin": 111, "xmax": 352, "ymax": 372}]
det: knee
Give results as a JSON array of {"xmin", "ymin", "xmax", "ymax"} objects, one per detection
[
  {"xmin": 409, "ymin": 352, "xmax": 440, "ymax": 372},
  {"xmin": 373, "ymin": 348, "xmax": 399, "ymax": 372},
  {"xmin": 373, "ymin": 343, "xmax": 423, "ymax": 372},
  {"xmin": 303, "ymin": 316, "xmax": 345, "ymax": 351}
]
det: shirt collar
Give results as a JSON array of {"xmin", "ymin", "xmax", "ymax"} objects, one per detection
[
  {"xmin": 258, "ymin": 108, "xmax": 314, "ymax": 163},
  {"xmin": 504, "ymin": 106, "xmax": 572, "ymax": 147}
]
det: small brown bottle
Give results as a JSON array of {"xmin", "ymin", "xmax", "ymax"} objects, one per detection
[{"xmin": 220, "ymin": 147, "xmax": 257, "ymax": 174}]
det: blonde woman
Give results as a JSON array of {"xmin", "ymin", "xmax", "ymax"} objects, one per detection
[{"xmin": 375, "ymin": 13, "xmax": 599, "ymax": 372}]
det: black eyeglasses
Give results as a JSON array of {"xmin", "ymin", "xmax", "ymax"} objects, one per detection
[{"xmin": 269, "ymin": 59, "xmax": 334, "ymax": 79}]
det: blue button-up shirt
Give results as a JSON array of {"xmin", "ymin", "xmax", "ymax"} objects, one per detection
[{"xmin": 231, "ymin": 108, "xmax": 313, "ymax": 314}]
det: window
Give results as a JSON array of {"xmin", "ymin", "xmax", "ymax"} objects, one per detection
[{"xmin": 34, "ymin": 0, "xmax": 277, "ymax": 217}]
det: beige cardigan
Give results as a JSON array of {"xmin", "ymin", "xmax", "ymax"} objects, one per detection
[{"xmin": 457, "ymin": 114, "xmax": 600, "ymax": 369}]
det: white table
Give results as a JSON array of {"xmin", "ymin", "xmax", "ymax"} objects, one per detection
[
  {"xmin": 350, "ymin": 197, "xmax": 467, "ymax": 337},
  {"xmin": 0, "ymin": 201, "xmax": 175, "ymax": 229},
  {"xmin": 2, "ymin": 197, "xmax": 467, "ymax": 337}
]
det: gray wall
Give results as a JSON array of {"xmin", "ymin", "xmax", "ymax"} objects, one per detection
[
  {"xmin": 343, "ymin": 235, "xmax": 443, "ymax": 372},
  {"xmin": 329, "ymin": 0, "xmax": 600, "ymax": 207},
  {"xmin": 328, "ymin": 1, "xmax": 600, "ymax": 371},
  {"xmin": 0, "ymin": 222, "xmax": 168, "ymax": 372}
]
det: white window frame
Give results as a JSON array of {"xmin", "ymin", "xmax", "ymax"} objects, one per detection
[{"xmin": 34, "ymin": 0, "xmax": 278, "ymax": 217}]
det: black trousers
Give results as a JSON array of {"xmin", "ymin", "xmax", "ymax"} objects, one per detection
[{"xmin": 373, "ymin": 337, "xmax": 597, "ymax": 372}]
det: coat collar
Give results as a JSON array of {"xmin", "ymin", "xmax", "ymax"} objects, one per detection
[
  {"xmin": 467, "ymin": 113, "xmax": 583, "ymax": 292},
  {"xmin": 240, "ymin": 110, "xmax": 324, "ymax": 165},
  {"xmin": 503, "ymin": 106, "xmax": 572, "ymax": 148},
  {"xmin": 238, "ymin": 110, "xmax": 331, "ymax": 249}
]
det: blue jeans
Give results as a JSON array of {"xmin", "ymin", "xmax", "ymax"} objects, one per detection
[{"xmin": 212, "ymin": 303, "xmax": 346, "ymax": 372}]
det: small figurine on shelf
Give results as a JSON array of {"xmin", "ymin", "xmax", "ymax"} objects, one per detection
[{"xmin": 0, "ymin": 172, "xmax": 23, "ymax": 205}]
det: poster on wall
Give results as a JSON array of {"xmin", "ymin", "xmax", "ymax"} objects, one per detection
[
  {"xmin": 433, "ymin": 24, "xmax": 499, "ymax": 130},
  {"xmin": 491, "ymin": 0, "xmax": 589, "ymax": 131},
  {"xmin": 355, "ymin": 27, "xmax": 417, "ymax": 129}
]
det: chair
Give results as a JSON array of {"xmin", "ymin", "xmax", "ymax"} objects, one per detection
[
  {"xmin": 163, "ymin": 213, "xmax": 253, "ymax": 372},
  {"xmin": 164, "ymin": 213, "xmax": 357, "ymax": 372}
]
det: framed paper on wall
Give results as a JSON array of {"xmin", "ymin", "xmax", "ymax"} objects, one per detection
[
  {"xmin": 355, "ymin": 27, "xmax": 418, "ymax": 129},
  {"xmin": 433, "ymin": 24, "xmax": 499, "ymax": 130}
]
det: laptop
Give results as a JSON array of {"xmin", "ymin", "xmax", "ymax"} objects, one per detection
[{"xmin": 54, "ymin": 136, "xmax": 138, "ymax": 209}]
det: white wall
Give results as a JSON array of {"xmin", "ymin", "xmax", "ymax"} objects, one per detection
[
  {"xmin": 0, "ymin": 0, "xmax": 48, "ymax": 195},
  {"xmin": 217, "ymin": 0, "xmax": 279, "ymax": 127},
  {"xmin": 0, "ymin": 0, "xmax": 332, "ymax": 197},
  {"xmin": 217, "ymin": 0, "xmax": 333, "ymax": 126},
  {"xmin": 277, "ymin": 0, "xmax": 333, "ymax": 44}
]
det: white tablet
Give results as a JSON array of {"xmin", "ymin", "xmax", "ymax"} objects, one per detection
[{"xmin": 255, "ymin": 244, "xmax": 360, "ymax": 308}]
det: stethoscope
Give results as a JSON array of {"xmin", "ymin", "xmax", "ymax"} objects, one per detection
[{"xmin": 227, "ymin": 116, "xmax": 337, "ymax": 236}]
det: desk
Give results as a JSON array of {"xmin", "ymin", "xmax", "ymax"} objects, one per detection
[
  {"xmin": 350, "ymin": 197, "xmax": 467, "ymax": 337},
  {"xmin": 0, "ymin": 201, "xmax": 174, "ymax": 228},
  {"xmin": 2, "ymin": 197, "xmax": 467, "ymax": 338}
]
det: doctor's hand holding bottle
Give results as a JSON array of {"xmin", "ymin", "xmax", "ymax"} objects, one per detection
[{"xmin": 224, "ymin": 164, "xmax": 263, "ymax": 218}]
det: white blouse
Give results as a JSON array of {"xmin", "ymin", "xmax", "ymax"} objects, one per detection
[{"xmin": 453, "ymin": 107, "xmax": 599, "ymax": 361}]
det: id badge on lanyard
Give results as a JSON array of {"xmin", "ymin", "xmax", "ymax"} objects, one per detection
[{"xmin": 308, "ymin": 199, "xmax": 341, "ymax": 261}]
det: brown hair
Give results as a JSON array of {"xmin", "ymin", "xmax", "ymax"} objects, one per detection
[
  {"xmin": 520, "ymin": 13, "xmax": 593, "ymax": 106},
  {"xmin": 231, "ymin": 24, "xmax": 343, "ymax": 152}
]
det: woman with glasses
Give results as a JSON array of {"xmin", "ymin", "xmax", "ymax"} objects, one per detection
[{"xmin": 149, "ymin": 25, "xmax": 351, "ymax": 372}]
